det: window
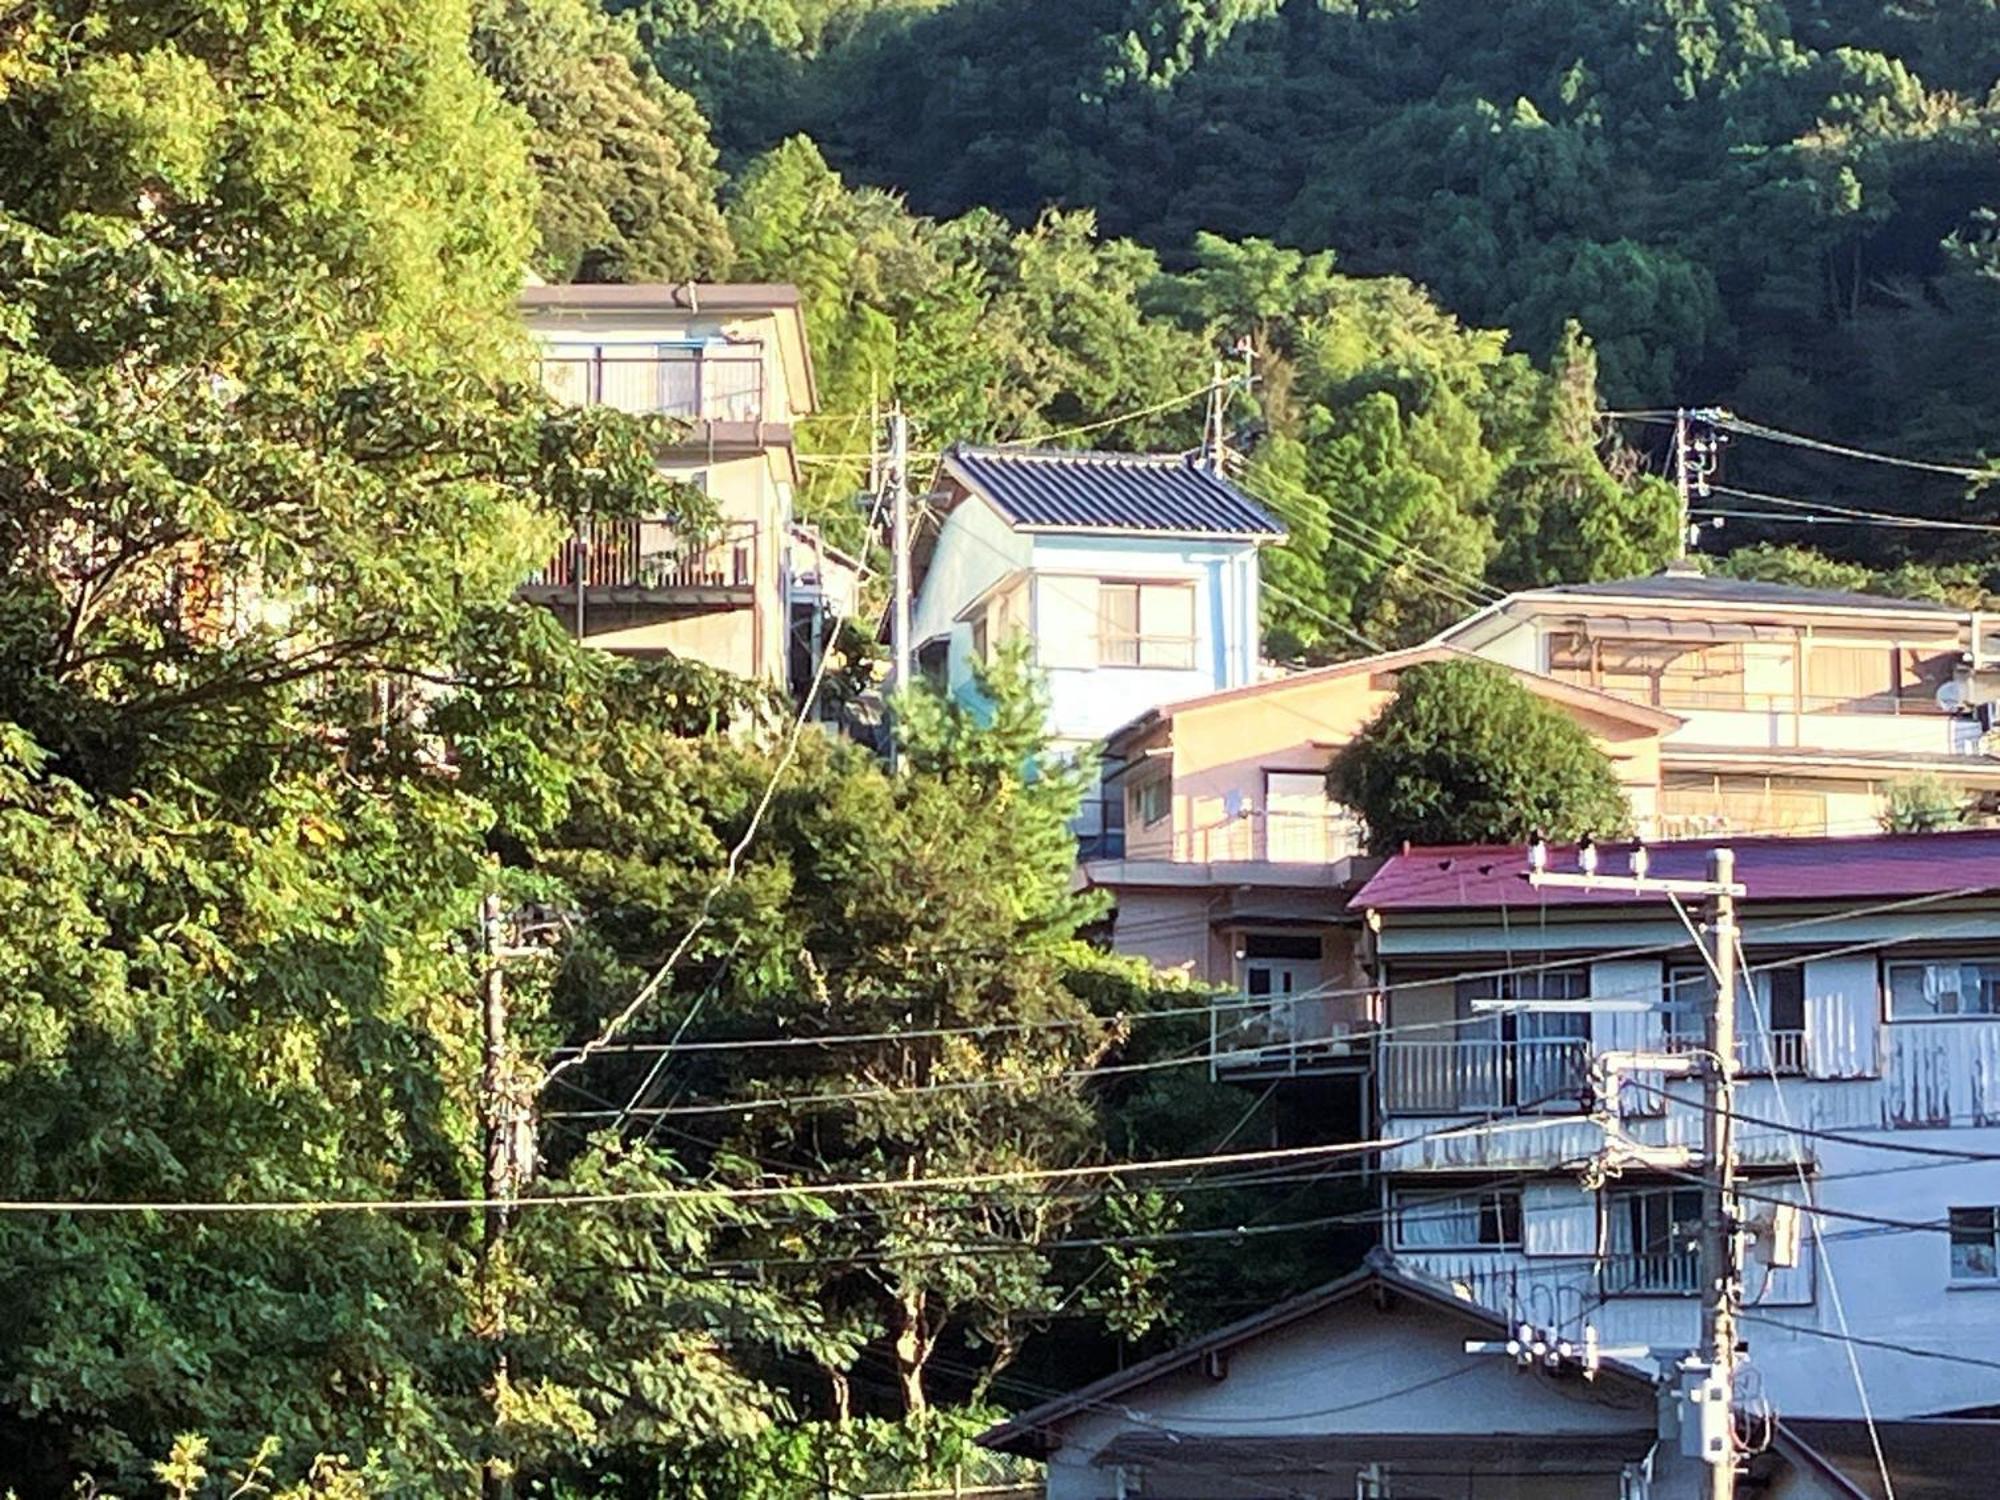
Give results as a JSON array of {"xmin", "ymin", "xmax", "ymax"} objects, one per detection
[
  {"xmin": 1454, "ymin": 968, "xmax": 1591, "ymax": 1108},
  {"xmin": 1664, "ymin": 964, "xmax": 1807, "ymax": 1073},
  {"xmin": 1608, "ymin": 1186, "xmax": 1704, "ymax": 1294},
  {"xmin": 1097, "ymin": 581, "xmax": 1196, "ymax": 669},
  {"xmin": 1951, "ymin": 1208, "xmax": 1999, "ymax": 1282},
  {"xmin": 970, "ymin": 616, "xmax": 989, "ymax": 664},
  {"xmin": 1391, "ymin": 1188, "xmax": 1522, "ymax": 1251},
  {"xmin": 1131, "ymin": 774, "xmax": 1170, "ymax": 829},
  {"xmin": 1888, "ymin": 960, "xmax": 2000, "ymax": 1020}
]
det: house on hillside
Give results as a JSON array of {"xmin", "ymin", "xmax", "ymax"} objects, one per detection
[
  {"xmin": 911, "ymin": 444, "xmax": 1284, "ymax": 851},
  {"xmin": 1440, "ymin": 569, "xmax": 2000, "ymax": 837},
  {"xmin": 1081, "ymin": 645, "xmax": 1678, "ymax": 1084},
  {"xmin": 518, "ymin": 282, "xmax": 839, "ymax": 692},
  {"xmin": 979, "ymin": 1251, "xmax": 1880, "ymax": 1498},
  {"xmin": 1355, "ymin": 828, "xmax": 2000, "ymax": 1423}
]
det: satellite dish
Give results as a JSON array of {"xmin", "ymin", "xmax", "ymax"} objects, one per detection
[{"xmin": 1938, "ymin": 678, "xmax": 1970, "ymax": 713}]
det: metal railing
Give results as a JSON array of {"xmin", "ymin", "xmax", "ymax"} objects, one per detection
[
  {"xmin": 537, "ymin": 352, "xmax": 766, "ymax": 422},
  {"xmin": 1156, "ymin": 808, "xmax": 1368, "ymax": 864},
  {"xmin": 1212, "ymin": 1002, "xmax": 1372, "ymax": 1078},
  {"xmin": 1378, "ymin": 1037, "xmax": 1591, "ymax": 1114},
  {"xmin": 1740, "ymin": 1028, "xmax": 1808, "ymax": 1077},
  {"xmin": 1603, "ymin": 1250, "xmax": 1701, "ymax": 1296},
  {"xmin": 1659, "ymin": 1027, "xmax": 1807, "ymax": 1076},
  {"xmin": 528, "ymin": 518, "xmax": 755, "ymax": 593}
]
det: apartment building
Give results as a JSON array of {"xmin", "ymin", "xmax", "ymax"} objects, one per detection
[
  {"xmin": 517, "ymin": 282, "xmax": 825, "ymax": 688},
  {"xmin": 1440, "ymin": 569, "xmax": 2000, "ymax": 837},
  {"xmin": 1355, "ymin": 829, "xmax": 2000, "ymax": 1422}
]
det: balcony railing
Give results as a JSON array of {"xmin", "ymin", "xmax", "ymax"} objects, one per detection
[
  {"xmin": 527, "ymin": 518, "xmax": 755, "ymax": 595},
  {"xmin": 538, "ymin": 352, "xmax": 766, "ymax": 423},
  {"xmin": 1603, "ymin": 1250, "xmax": 1701, "ymax": 1296},
  {"xmin": 1379, "ymin": 1037, "xmax": 1592, "ymax": 1115},
  {"xmin": 1212, "ymin": 1001, "xmax": 1372, "ymax": 1078},
  {"xmin": 1164, "ymin": 808, "xmax": 1369, "ymax": 864},
  {"xmin": 1660, "ymin": 1028, "xmax": 1808, "ymax": 1077}
]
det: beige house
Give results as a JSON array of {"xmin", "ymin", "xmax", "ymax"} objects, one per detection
[
  {"xmin": 517, "ymin": 283, "xmax": 820, "ymax": 687},
  {"xmin": 1086, "ymin": 646, "xmax": 1677, "ymax": 1078},
  {"xmin": 1440, "ymin": 569, "xmax": 2000, "ymax": 837}
]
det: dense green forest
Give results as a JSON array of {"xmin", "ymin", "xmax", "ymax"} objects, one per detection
[
  {"xmin": 7, "ymin": 1, "xmax": 2000, "ymax": 1493},
  {"xmin": 543, "ymin": 0, "xmax": 2000, "ymax": 644}
]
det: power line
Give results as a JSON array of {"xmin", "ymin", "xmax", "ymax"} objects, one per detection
[
  {"xmin": 0, "ymin": 1117, "xmax": 1578, "ymax": 1217},
  {"xmin": 1704, "ymin": 483, "xmax": 2000, "ymax": 534},
  {"xmin": 541, "ymin": 469, "xmax": 897, "ymax": 1093},
  {"xmin": 1736, "ymin": 933, "xmax": 1894, "ymax": 1500},
  {"xmin": 1712, "ymin": 416, "xmax": 1995, "ymax": 485}
]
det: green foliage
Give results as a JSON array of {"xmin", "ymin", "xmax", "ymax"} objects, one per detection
[
  {"xmin": 475, "ymin": 0, "xmax": 736, "ymax": 282},
  {"xmin": 511, "ymin": 649, "xmax": 1212, "ymax": 1416},
  {"xmin": 1880, "ymin": 773, "xmax": 1971, "ymax": 834},
  {"xmin": 657, "ymin": 0, "xmax": 2000, "ymax": 589},
  {"xmin": 1328, "ymin": 660, "xmax": 1634, "ymax": 852}
]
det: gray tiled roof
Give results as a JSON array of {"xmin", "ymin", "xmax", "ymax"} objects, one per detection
[
  {"xmin": 1543, "ymin": 572, "xmax": 1956, "ymax": 613},
  {"xmin": 946, "ymin": 445, "xmax": 1285, "ymax": 538}
]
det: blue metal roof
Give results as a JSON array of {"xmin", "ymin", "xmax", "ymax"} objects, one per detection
[{"xmin": 945, "ymin": 445, "xmax": 1285, "ymax": 539}]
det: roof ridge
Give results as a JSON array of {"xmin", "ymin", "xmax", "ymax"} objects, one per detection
[{"xmin": 952, "ymin": 442, "xmax": 1195, "ymax": 466}]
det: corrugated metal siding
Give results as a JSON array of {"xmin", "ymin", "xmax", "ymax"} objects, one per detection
[
  {"xmin": 948, "ymin": 447, "xmax": 1284, "ymax": 537},
  {"xmin": 1804, "ymin": 956, "xmax": 1879, "ymax": 1080},
  {"xmin": 1524, "ymin": 1179, "xmax": 1600, "ymax": 1258},
  {"xmin": 1594, "ymin": 958, "xmax": 1668, "ymax": 1117},
  {"xmin": 1882, "ymin": 1022, "xmax": 2000, "ymax": 1128}
]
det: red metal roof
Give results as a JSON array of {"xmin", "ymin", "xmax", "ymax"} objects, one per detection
[{"xmin": 1350, "ymin": 829, "xmax": 2000, "ymax": 912}]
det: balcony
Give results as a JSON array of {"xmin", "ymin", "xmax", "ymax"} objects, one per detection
[
  {"xmin": 1657, "ymin": 1028, "xmax": 1808, "ymax": 1077},
  {"xmin": 1601, "ymin": 1250, "xmax": 1701, "ymax": 1297},
  {"xmin": 1212, "ymin": 999, "xmax": 1372, "ymax": 1079},
  {"xmin": 1164, "ymin": 808, "xmax": 1368, "ymax": 864},
  {"xmin": 521, "ymin": 518, "xmax": 757, "ymax": 612},
  {"xmin": 538, "ymin": 351, "xmax": 766, "ymax": 423},
  {"xmin": 1378, "ymin": 1038, "xmax": 1592, "ymax": 1115}
]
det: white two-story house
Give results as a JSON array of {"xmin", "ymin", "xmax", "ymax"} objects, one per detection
[
  {"xmin": 1355, "ymin": 828, "xmax": 2000, "ymax": 1424},
  {"xmin": 1439, "ymin": 568, "xmax": 2000, "ymax": 837},
  {"xmin": 519, "ymin": 281, "xmax": 854, "ymax": 692},
  {"xmin": 911, "ymin": 444, "xmax": 1284, "ymax": 851}
]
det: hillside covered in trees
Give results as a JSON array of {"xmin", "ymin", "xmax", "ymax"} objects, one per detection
[{"xmin": 513, "ymin": 0, "xmax": 2000, "ymax": 648}]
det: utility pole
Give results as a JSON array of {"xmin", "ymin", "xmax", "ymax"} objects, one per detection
[
  {"xmin": 1202, "ymin": 355, "xmax": 1228, "ymax": 472},
  {"xmin": 887, "ymin": 404, "xmax": 911, "ymax": 770},
  {"xmin": 1201, "ymin": 340, "xmax": 1257, "ymax": 474},
  {"xmin": 1700, "ymin": 847, "xmax": 1740, "ymax": 1500},
  {"xmin": 1526, "ymin": 841, "xmax": 1746, "ymax": 1499},
  {"xmin": 478, "ymin": 890, "xmax": 513, "ymax": 1500},
  {"xmin": 1673, "ymin": 408, "xmax": 1693, "ymax": 560}
]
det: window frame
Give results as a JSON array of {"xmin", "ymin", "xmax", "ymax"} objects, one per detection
[
  {"xmin": 1885, "ymin": 958, "xmax": 2000, "ymax": 1023},
  {"xmin": 1095, "ymin": 578, "xmax": 1197, "ymax": 671},
  {"xmin": 1130, "ymin": 772, "xmax": 1171, "ymax": 830},
  {"xmin": 1950, "ymin": 1207, "xmax": 2000, "ymax": 1284},
  {"xmin": 1389, "ymin": 1187, "xmax": 1524, "ymax": 1252}
]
